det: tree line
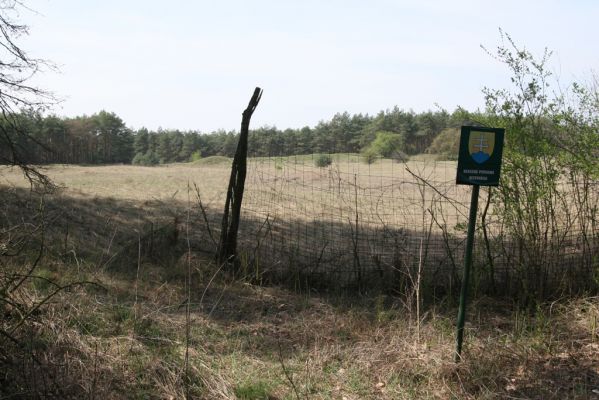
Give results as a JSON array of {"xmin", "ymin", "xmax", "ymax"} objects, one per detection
[{"xmin": 0, "ymin": 107, "xmax": 474, "ymax": 166}]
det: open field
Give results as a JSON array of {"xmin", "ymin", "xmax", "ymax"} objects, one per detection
[
  {"xmin": 0, "ymin": 156, "xmax": 466, "ymax": 215},
  {"xmin": 1, "ymin": 159, "xmax": 470, "ymax": 285},
  {"xmin": 0, "ymin": 158, "xmax": 475, "ymax": 291},
  {"xmin": 1, "ymin": 162, "xmax": 232, "ymax": 205},
  {"xmin": 1, "ymin": 156, "xmax": 596, "ymax": 294}
]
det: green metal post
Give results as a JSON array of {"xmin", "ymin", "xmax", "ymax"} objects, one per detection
[{"xmin": 455, "ymin": 184, "xmax": 480, "ymax": 362}]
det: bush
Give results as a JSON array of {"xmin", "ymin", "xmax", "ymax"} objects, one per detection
[
  {"xmin": 131, "ymin": 153, "xmax": 144, "ymax": 165},
  {"xmin": 481, "ymin": 32, "xmax": 599, "ymax": 299},
  {"xmin": 314, "ymin": 154, "xmax": 332, "ymax": 168},
  {"xmin": 425, "ymin": 128, "xmax": 460, "ymax": 160},
  {"xmin": 132, "ymin": 151, "xmax": 159, "ymax": 166},
  {"xmin": 368, "ymin": 131, "xmax": 405, "ymax": 158},
  {"xmin": 189, "ymin": 150, "xmax": 202, "ymax": 162}
]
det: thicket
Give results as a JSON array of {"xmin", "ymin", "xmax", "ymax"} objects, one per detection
[{"xmin": 475, "ymin": 33, "xmax": 599, "ymax": 299}]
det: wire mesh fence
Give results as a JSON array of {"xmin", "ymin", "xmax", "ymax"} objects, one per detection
[{"xmin": 207, "ymin": 151, "xmax": 599, "ymax": 297}]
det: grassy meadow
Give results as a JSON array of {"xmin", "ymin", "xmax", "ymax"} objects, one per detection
[{"xmin": 1, "ymin": 158, "xmax": 598, "ymax": 399}]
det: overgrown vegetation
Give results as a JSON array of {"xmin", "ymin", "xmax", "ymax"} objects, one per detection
[
  {"xmin": 476, "ymin": 32, "xmax": 599, "ymax": 300},
  {"xmin": 1, "ymin": 187, "xmax": 598, "ymax": 398}
]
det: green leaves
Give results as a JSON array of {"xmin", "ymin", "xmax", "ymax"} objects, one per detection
[{"xmin": 364, "ymin": 130, "xmax": 405, "ymax": 158}]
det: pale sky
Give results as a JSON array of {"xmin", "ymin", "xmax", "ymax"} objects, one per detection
[{"xmin": 21, "ymin": 0, "xmax": 599, "ymax": 132}]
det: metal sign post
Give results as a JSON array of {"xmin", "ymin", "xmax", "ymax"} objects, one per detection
[{"xmin": 454, "ymin": 126, "xmax": 504, "ymax": 362}]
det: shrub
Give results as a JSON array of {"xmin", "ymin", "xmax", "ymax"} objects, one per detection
[
  {"xmin": 369, "ymin": 131, "xmax": 405, "ymax": 158},
  {"xmin": 481, "ymin": 31, "xmax": 599, "ymax": 299},
  {"xmin": 131, "ymin": 153, "xmax": 144, "ymax": 165},
  {"xmin": 132, "ymin": 151, "xmax": 159, "ymax": 166},
  {"xmin": 189, "ymin": 150, "xmax": 202, "ymax": 162},
  {"xmin": 314, "ymin": 154, "xmax": 332, "ymax": 168},
  {"xmin": 425, "ymin": 128, "xmax": 459, "ymax": 160}
]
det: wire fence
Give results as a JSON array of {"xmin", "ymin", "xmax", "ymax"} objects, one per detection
[{"xmin": 222, "ymin": 153, "xmax": 599, "ymax": 297}]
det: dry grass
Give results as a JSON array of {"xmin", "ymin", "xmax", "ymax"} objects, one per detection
[
  {"xmin": 0, "ymin": 163, "xmax": 231, "ymax": 205},
  {"xmin": 0, "ymin": 170, "xmax": 597, "ymax": 399},
  {"xmin": 0, "ymin": 157, "xmax": 468, "ymax": 227},
  {"xmin": 3, "ymin": 258, "xmax": 599, "ymax": 399},
  {"xmin": 1, "ymin": 161, "xmax": 598, "ymax": 398},
  {"xmin": 0, "ymin": 159, "xmax": 472, "ymax": 283}
]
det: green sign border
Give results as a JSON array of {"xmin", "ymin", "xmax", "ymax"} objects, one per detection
[{"xmin": 456, "ymin": 126, "xmax": 505, "ymax": 186}]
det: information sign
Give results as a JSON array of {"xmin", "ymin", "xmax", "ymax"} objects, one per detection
[{"xmin": 456, "ymin": 126, "xmax": 505, "ymax": 186}]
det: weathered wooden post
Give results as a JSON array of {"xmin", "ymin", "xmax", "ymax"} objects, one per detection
[
  {"xmin": 218, "ymin": 87, "xmax": 263, "ymax": 269},
  {"xmin": 454, "ymin": 125, "xmax": 504, "ymax": 362}
]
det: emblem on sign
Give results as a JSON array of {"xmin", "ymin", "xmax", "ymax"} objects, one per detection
[{"xmin": 468, "ymin": 131, "xmax": 495, "ymax": 164}]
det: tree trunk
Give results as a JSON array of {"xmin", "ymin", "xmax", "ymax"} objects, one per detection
[{"xmin": 218, "ymin": 87, "xmax": 263, "ymax": 269}]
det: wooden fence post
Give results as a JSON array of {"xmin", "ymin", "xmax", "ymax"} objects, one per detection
[{"xmin": 218, "ymin": 87, "xmax": 263, "ymax": 269}]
